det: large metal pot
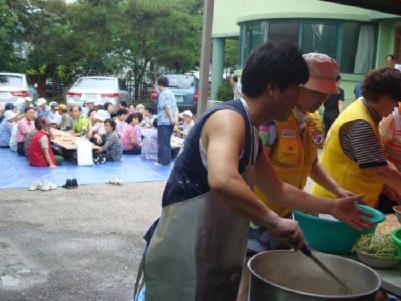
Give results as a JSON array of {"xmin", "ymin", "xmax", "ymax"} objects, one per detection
[{"xmin": 248, "ymin": 250, "xmax": 381, "ymax": 301}]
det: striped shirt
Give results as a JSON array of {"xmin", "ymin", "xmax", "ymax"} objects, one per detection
[
  {"xmin": 380, "ymin": 106, "xmax": 401, "ymax": 170},
  {"xmin": 339, "ymin": 100, "xmax": 386, "ymax": 169}
]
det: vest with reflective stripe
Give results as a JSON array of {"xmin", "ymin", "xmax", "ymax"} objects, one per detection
[
  {"xmin": 255, "ymin": 112, "xmax": 323, "ymax": 217},
  {"xmin": 311, "ymin": 99, "xmax": 383, "ymax": 208}
]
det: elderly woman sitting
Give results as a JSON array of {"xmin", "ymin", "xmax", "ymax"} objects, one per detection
[
  {"xmin": 86, "ymin": 109, "xmax": 108, "ymax": 145},
  {"xmin": 0, "ymin": 111, "xmax": 19, "ymax": 148},
  {"xmin": 27, "ymin": 117, "xmax": 64, "ymax": 168},
  {"xmin": 94, "ymin": 119, "xmax": 122, "ymax": 164}
]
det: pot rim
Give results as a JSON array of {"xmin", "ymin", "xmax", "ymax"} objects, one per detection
[{"xmin": 248, "ymin": 250, "xmax": 382, "ymax": 299}]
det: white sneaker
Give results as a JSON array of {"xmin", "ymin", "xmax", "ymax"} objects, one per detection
[
  {"xmin": 48, "ymin": 181, "xmax": 57, "ymax": 190},
  {"xmin": 40, "ymin": 181, "xmax": 50, "ymax": 191},
  {"xmin": 28, "ymin": 182, "xmax": 41, "ymax": 191}
]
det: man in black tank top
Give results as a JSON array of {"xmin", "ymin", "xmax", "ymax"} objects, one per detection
[{"xmin": 142, "ymin": 43, "xmax": 372, "ymax": 301}]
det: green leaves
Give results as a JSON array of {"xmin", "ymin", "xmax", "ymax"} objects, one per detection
[{"xmin": 3, "ymin": 0, "xmax": 202, "ymax": 99}]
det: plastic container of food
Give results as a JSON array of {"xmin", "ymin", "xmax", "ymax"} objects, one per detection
[{"xmin": 294, "ymin": 205, "xmax": 384, "ymax": 254}]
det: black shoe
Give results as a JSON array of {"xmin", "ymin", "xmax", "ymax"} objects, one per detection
[
  {"xmin": 99, "ymin": 156, "xmax": 106, "ymax": 164},
  {"xmin": 62, "ymin": 179, "xmax": 73, "ymax": 189},
  {"xmin": 71, "ymin": 178, "xmax": 78, "ymax": 189}
]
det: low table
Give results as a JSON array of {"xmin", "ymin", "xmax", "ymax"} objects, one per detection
[{"xmin": 51, "ymin": 129, "xmax": 101, "ymax": 150}]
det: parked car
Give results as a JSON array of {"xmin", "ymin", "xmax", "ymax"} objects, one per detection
[
  {"xmin": 0, "ymin": 72, "xmax": 38, "ymax": 110},
  {"xmin": 150, "ymin": 74, "xmax": 199, "ymax": 113},
  {"xmin": 66, "ymin": 76, "xmax": 132, "ymax": 107}
]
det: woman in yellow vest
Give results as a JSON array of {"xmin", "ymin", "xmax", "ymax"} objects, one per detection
[
  {"xmin": 311, "ymin": 67, "xmax": 401, "ymax": 209},
  {"xmin": 248, "ymin": 53, "xmax": 355, "ymax": 254}
]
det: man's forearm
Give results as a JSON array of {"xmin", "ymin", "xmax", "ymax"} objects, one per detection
[
  {"xmin": 309, "ymin": 162, "xmax": 342, "ymax": 196},
  {"xmin": 43, "ymin": 149, "xmax": 53, "ymax": 166}
]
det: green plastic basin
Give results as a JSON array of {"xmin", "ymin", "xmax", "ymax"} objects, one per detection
[
  {"xmin": 294, "ymin": 205, "xmax": 384, "ymax": 254},
  {"xmin": 391, "ymin": 228, "xmax": 401, "ymax": 258}
]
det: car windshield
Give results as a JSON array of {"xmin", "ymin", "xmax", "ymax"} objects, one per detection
[
  {"xmin": 167, "ymin": 76, "xmax": 194, "ymax": 89},
  {"xmin": 0, "ymin": 75, "xmax": 23, "ymax": 87},
  {"xmin": 73, "ymin": 78, "xmax": 115, "ymax": 89}
]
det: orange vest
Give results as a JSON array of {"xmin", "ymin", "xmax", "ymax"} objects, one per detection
[{"xmin": 255, "ymin": 112, "xmax": 323, "ymax": 217}]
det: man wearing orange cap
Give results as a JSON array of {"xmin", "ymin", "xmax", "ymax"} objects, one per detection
[
  {"xmin": 248, "ymin": 53, "xmax": 353, "ymax": 253},
  {"xmin": 237, "ymin": 53, "xmax": 355, "ymax": 301}
]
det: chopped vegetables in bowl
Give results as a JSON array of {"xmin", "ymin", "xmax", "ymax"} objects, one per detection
[{"xmin": 353, "ymin": 233, "xmax": 398, "ymax": 258}]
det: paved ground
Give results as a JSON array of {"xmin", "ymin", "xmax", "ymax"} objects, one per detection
[{"xmin": 0, "ymin": 182, "xmax": 165, "ymax": 301}]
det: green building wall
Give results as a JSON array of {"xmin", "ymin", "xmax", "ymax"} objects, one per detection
[{"xmin": 211, "ymin": 0, "xmax": 400, "ymax": 103}]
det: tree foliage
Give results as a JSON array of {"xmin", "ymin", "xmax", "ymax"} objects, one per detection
[{"xmin": 2, "ymin": 0, "xmax": 202, "ymax": 99}]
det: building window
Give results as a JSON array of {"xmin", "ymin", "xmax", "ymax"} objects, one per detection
[
  {"xmin": 340, "ymin": 22, "xmax": 376, "ymax": 74},
  {"xmin": 268, "ymin": 21, "xmax": 299, "ymax": 46},
  {"xmin": 301, "ymin": 22, "xmax": 338, "ymax": 60},
  {"xmin": 239, "ymin": 19, "xmax": 376, "ymax": 75},
  {"xmin": 240, "ymin": 21, "xmax": 267, "ymax": 66}
]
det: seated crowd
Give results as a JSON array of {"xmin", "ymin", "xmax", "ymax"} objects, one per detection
[{"xmin": 0, "ymin": 98, "xmax": 193, "ymax": 168}]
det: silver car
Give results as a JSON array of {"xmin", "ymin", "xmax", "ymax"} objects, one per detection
[
  {"xmin": 0, "ymin": 72, "xmax": 38, "ymax": 110},
  {"xmin": 66, "ymin": 76, "xmax": 132, "ymax": 107}
]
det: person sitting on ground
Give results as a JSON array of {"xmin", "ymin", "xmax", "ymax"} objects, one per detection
[
  {"xmin": 16, "ymin": 107, "xmax": 35, "ymax": 155},
  {"xmin": 0, "ymin": 111, "xmax": 19, "ymax": 148},
  {"xmin": 86, "ymin": 109, "xmax": 108, "ymax": 145},
  {"xmin": 48, "ymin": 102, "xmax": 62, "ymax": 126},
  {"xmin": 121, "ymin": 113, "xmax": 142, "ymax": 155},
  {"xmin": 114, "ymin": 108, "xmax": 128, "ymax": 136},
  {"xmin": 22, "ymin": 97, "xmax": 33, "ymax": 112},
  {"xmin": 36, "ymin": 98, "xmax": 50, "ymax": 118},
  {"xmin": 128, "ymin": 104, "xmax": 136, "ymax": 115},
  {"xmin": 103, "ymin": 102, "xmax": 114, "ymax": 117},
  {"xmin": 28, "ymin": 117, "xmax": 64, "ymax": 168},
  {"xmin": 141, "ymin": 118, "xmax": 158, "ymax": 161},
  {"xmin": 71, "ymin": 106, "xmax": 89, "ymax": 136},
  {"xmin": 58, "ymin": 104, "xmax": 74, "ymax": 131},
  {"xmin": 142, "ymin": 107, "xmax": 156, "ymax": 128},
  {"xmin": 117, "ymin": 100, "xmax": 128, "ymax": 110},
  {"xmin": 176, "ymin": 110, "xmax": 195, "ymax": 138},
  {"xmin": 121, "ymin": 113, "xmax": 143, "ymax": 155},
  {"xmin": 135, "ymin": 103, "xmax": 145, "ymax": 114},
  {"xmin": 82, "ymin": 100, "xmax": 95, "ymax": 118},
  {"xmin": 87, "ymin": 108, "xmax": 98, "ymax": 127},
  {"xmin": 94, "ymin": 119, "xmax": 122, "ymax": 163}
]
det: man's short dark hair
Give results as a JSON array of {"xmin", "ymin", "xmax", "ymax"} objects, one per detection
[
  {"xmin": 241, "ymin": 43, "xmax": 309, "ymax": 98},
  {"xmin": 232, "ymin": 75, "xmax": 238, "ymax": 83},
  {"xmin": 157, "ymin": 76, "xmax": 169, "ymax": 87},
  {"xmin": 336, "ymin": 75, "xmax": 341, "ymax": 82},
  {"xmin": 105, "ymin": 118, "xmax": 116, "ymax": 130},
  {"xmin": 147, "ymin": 107, "xmax": 155, "ymax": 115},
  {"xmin": 104, "ymin": 102, "xmax": 113, "ymax": 110},
  {"xmin": 116, "ymin": 108, "xmax": 128, "ymax": 116},
  {"xmin": 362, "ymin": 67, "xmax": 401, "ymax": 102},
  {"xmin": 119, "ymin": 101, "xmax": 128, "ymax": 108},
  {"xmin": 24, "ymin": 107, "xmax": 33, "ymax": 113},
  {"xmin": 386, "ymin": 54, "xmax": 395, "ymax": 60}
]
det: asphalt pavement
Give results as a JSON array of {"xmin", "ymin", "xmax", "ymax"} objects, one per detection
[{"xmin": 0, "ymin": 182, "xmax": 165, "ymax": 301}]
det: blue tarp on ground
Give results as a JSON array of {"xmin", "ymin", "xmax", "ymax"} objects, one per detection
[{"xmin": 0, "ymin": 148, "xmax": 173, "ymax": 189}]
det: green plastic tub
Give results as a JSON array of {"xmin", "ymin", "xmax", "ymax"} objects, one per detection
[
  {"xmin": 391, "ymin": 228, "xmax": 401, "ymax": 258},
  {"xmin": 294, "ymin": 205, "xmax": 384, "ymax": 254}
]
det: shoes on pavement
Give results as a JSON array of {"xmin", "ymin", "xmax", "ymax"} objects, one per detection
[
  {"xmin": 28, "ymin": 181, "xmax": 41, "ymax": 191},
  {"xmin": 71, "ymin": 178, "xmax": 78, "ymax": 189},
  {"xmin": 62, "ymin": 179, "xmax": 73, "ymax": 189}
]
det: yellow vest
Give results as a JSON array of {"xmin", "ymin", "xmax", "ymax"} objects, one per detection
[
  {"xmin": 310, "ymin": 99, "xmax": 383, "ymax": 208},
  {"xmin": 255, "ymin": 112, "xmax": 323, "ymax": 217}
]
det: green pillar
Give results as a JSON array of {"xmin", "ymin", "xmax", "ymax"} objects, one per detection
[{"xmin": 211, "ymin": 38, "xmax": 225, "ymax": 100}]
